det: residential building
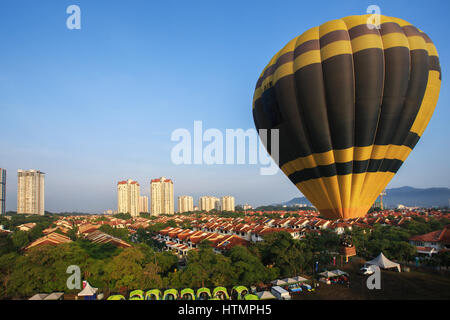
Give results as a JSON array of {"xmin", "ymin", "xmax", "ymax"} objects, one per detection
[
  {"xmin": 221, "ymin": 196, "xmax": 235, "ymax": 212},
  {"xmin": 17, "ymin": 169, "xmax": 45, "ymax": 215},
  {"xmin": 409, "ymin": 225, "xmax": 450, "ymax": 256},
  {"xmin": 117, "ymin": 179, "xmax": 140, "ymax": 217},
  {"xmin": 199, "ymin": 196, "xmax": 220, "ymax": 212},
  {"xmin": 0, "ymin": 168, "xmax": 5, "ymax": 215},
  {"xmin": 151, "ymin": 177, "xmax": 174, "ymax": 216},
  {"xmin": 178, "ymin": 195, "xmax": 194, "ymax": 213},
  {"xmin": 139, "ymin": 195, "xmax": 149, "ymax": 213}
]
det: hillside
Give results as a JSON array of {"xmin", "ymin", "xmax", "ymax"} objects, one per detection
[{"xmin": 278, "ymin": 186, "xmax": 450, "ymax": 208}]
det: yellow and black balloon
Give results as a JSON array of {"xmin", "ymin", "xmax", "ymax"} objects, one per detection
[{"xmin": 253, "ymin": 15, "xmax": 441, "ymax": 220}]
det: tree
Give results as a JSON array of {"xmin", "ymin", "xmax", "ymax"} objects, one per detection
[
  {"xmin": 257, "ymin": 231, "xmax": 312, "ymax": 277},
  {"xmin": 226, "ymin": 246, "xmax": 276, "ymax": 285},
  {"xmin": 105, "ymin": 248, "xmax": 145, "ymax": 292}
]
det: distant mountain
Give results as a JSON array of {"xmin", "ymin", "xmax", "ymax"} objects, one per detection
[{"xmin": 277, "ymin": 186, "xmax": 450, "ymax": 208}]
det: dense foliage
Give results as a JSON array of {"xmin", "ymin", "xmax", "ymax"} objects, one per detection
[{"xmin": 0, "ymin": 214, "xmax": 448, "ymax": 299}]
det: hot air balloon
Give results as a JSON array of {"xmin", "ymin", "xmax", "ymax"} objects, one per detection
[{"xmin": 252, "ymin": 15, "xmax": 441, "ymax": 220}]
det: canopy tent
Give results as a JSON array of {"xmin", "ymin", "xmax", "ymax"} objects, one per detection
[
  {"xmin": 44, "ymin": 292, "xmax": 64, "ymax": 300},
  {"xmin": 256, "ymin": 291, "xmax": 276, "ymax": 300},
  {"xmin": 180, "ymin": 288, "xmax": 196, "ymax": 300},
  {"xmin": 292, "ymin": 276, "xmax": 308, "ymax": 283},
  {"xmin": 318, "ymin": 271, "xmax": 338, "ymax": 278},
  {"xmin": 330, "ymin": 270, "xmax": 349, "ymax": 277},
  {"xmin": 129, "ymin": 289, "xmax": 144, "ymax": 300},
  {"xmin": 213, "ymin": 287, "xmax": 230, "ymax": 300},
  {"xmin": 281, "ymin": 278, "xmax": 298, "ymax": 284},
  {"xmin": 163, "ymin": 289, "xmax": 179, "ymax": 300},
  {"xmin": 77, "ymin": 282, "xmax": 98, "ymax": 300},
  {"xmin": 29, "ymin": 293, "xmax": 48, "ymax": 300},
  {"xmin": 271, "ymin": 279, "xmax": 287, "ymax": 286},
  {"xmin": 196, "ymin": 287, "xmax": 212, "ymax": 300},
  {"xmin": 145, "ymin": 289, "xmax": 161, "ymax": 300},
  {"xmin": 366, "ymin": 253, "xmax": 401, "ymax": 272}
]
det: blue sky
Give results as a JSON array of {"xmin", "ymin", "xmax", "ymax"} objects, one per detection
[{"xmin": 0, "ymin": 0, "xmax": 449, "ymax": 212}]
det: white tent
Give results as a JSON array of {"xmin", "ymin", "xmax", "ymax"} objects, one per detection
[
  {"xmin": 318, "ymin": 271, "xmax": 337, "ymax": 278},
  {"xmin": 281, "ymin": 278, "xmax": 297, "ymax": 284},
  {"xmin": 78, "ymin": 282, "xmax": 98, "ymax": 297},
  {"xmin": 44, "ymin": 292, "xmax": 64, "ymax": 300},
  {"xmin": 271, "ymin": 279, "xmax": 287, "ymax": 286},
  {"xmin": 292, "ymin": 276, "xmax": 308, "ymax": 283},
  {"xmin": 256, "ymin": 291, "xmax": 277, "ymax": 300},
  {"xmin": 366, "ymin": 252, "xmax": 401, "ymax": 272},
  {"xmin": 331, "ymin": 269, "xmax": 348, "ymax": 276},
  {"xmin": 29, "ymin": 293, "xmax": 48, "ymax": 300}
]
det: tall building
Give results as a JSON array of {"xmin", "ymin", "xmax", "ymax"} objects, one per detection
[
  {"xmin": 221, "ymin": 196, "xmax": 235, "ymax": 212},
  {"xmin": 151, "ymin": 177, "xmax": 174, "ymax": 216},
  {"xmin": 117, "ymin": 179, "xmax": 140, "ymax": 217},
  {"xmin": 139, "ymin": 195, "xmax": 149, "ymax": 213},
  {"xmin": 178, "ymin": 195, "xmax": 194, "ymax": 213},
  {"xmin": 17, "ymin": 169, "xmax": 45, "ymax": 215},
  {"xmin": 199, "ymin": 196, "xmax": 220, "ymax": 212},
  {"xmin": 0, "ymin": 169, "xmax": 5, "ymax": 215}
]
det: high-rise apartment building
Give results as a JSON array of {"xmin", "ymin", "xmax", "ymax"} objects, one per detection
[
  {"xmin": 139, "ymin": 195, "xmax": 149, "ymax": 213},
  {"xmin": 17, "ymin": 169, "xmax": 45, "ymax": 215},
  {"xmin": 178, "ymin": 195, "xmax": 194, "ymax": 213},
  {"xmin": 199, "ymin": 196, "xmax": 220, "ymax": 212},
  {"xmin": 151, "ymin": 177, "xmax": 174, "ymax": 216},
  {"xmin": 117, "ymin": 179, "xmax": 140, "ymax": 217},
  {"xmin": 0, "ymin": 169, "xmax": 6, "ymax": 215},
  {"xmin": 221, "ymin": 196, "xmax": 235, "ymax": 212}
]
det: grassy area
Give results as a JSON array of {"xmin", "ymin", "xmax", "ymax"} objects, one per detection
[{"xmin": 293, "ymin": 257, "xmax": 450, "ymax": 300}]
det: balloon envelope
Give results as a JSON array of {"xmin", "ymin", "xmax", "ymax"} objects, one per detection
[{"xmin": 253, "ymin": 15, "xmax": 441, "ymax": 220}]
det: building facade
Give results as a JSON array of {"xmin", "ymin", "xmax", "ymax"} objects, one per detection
[
  {"xmin": 221, "ymin": 196, "xmax": 235, "ymax": 212},
  {"xmin": 178, "ymin": 195, "xmax": 194, "ymax": 213},
  {"xmin": 151, "ymin": 177, "xmax": 174, "ymax": 216},
  {"xmin": 117, "ymin": 179, "xmax": 140, "ymax": 217},
  {"xmin": 0, "ymin": 169, "xmax": 5, "ymax": 215},
  {"xmin": 139, "ymin": 195, "xmax": 149, "ymax": 213},
  {"xmin": 199, "ymin": 196, "xmax": 220, "ymax": 212},
  {"xmin": 17, "ymin": 169, "xmax": 45, "ymax": 215}
]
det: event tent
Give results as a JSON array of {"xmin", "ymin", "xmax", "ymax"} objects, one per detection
[
  {"xmin": 292, "ymin": 276, "xmax": 308, "ymax": 283},
  {"xmin": 43, "ymin": 292, "xmax": 64, "ymax": 300},
  {"xmin": 366, "ymin": 253, "xmax": 401, "ymax": 272},
  {"xmin": 281, "ymin": 278, "xmax": 298, "ymax": 284},
  {"xmin": 271, "ymin": 279, "xmax": 287, "ymax": 286},
  {"xmin": 330, "ymin": 270, "xmax": 349, "ymax": 276},
  {"xmin": 29, "ymin": 293, "xmax": 48, "ymax": 300},
  {"xmin": 78, "ymin": 282, "xmax": 98, "ymax": 300},
  {"xmin": 319, "ymin": 271, "xmax": 337, "ymax": 278},
  {"xmin": 256, "ymin": 291, "xmax": 276, "ymax": 300}
]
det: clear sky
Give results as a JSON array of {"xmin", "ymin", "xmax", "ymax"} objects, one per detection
[{"xmin": 0, "ymin": 0, "xmax": 449, "ymax": 213}]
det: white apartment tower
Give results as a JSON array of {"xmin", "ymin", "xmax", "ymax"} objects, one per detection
[
  {"xmin": 139, "ymin": 195, "xmax": 149, "ymax": 213},
  {"xmin": 0, "ymin": 169, "xmax": 6, "ymax": 215},
  {"xmin": 221, "ymin": 196, "xmax": 235, "ymax": 212},
  {"xmin": 178, "ymin": 195, "xmax": 194, "ymax": 213},
  {"xmin": 199, "ymin": 196, "xmax": 220, "ymax": 212},
  {"xmin": 151, "ymin": 177, "xmax": 174, "ymax": 216},
  {"xmin": 117, "ymin": 179, "xmax": 140, "ymax": 217},
  {"xmin": 17, "ymin": 169, "xmax": 45, "ymax": 215}
]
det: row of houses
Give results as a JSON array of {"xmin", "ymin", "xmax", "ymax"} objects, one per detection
[{"xmin": 156, "ymin": 227, "xmax": 249, "ymax": 255}]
